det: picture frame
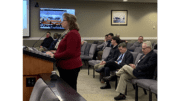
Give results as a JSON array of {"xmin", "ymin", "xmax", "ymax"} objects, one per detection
[{"xmin": 111, "ymin": 10, "xmax": 128, "ymax": 26}]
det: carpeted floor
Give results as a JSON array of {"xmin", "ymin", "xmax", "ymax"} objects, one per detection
[{"xmin": 54, "ymin": 66, "xmax": 157, "ymax": 101}]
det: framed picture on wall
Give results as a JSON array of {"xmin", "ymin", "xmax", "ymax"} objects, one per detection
[{"xmin": 111, "ymin": 10, "xmax": 128, "ymax": 26}]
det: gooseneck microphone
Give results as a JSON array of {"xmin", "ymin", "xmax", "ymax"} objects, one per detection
[{"xmin": 32, "ymin": 33, "xmax": 47, "ymax": 48}]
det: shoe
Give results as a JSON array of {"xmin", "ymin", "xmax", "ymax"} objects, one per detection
[
  {"xmin": 103, "ymin": 75, "xmax": 117, "ymax": 81},
  {"xmin": 100, "ymin": 84, "xmax": 111, "ymax": 89},
  {"xmin": 95, "ymin": 67, "xmax": 104, "ymax": 73},
  {"xmin": 114, "ymin": 94, "xmax": 126, "ymax": 100}
]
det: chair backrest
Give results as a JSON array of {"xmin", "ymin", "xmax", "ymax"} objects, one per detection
[
  {"xmin": 153, "ymin": 49, "xmax": 157, "ymax": 80},
  {"xmin": 97, "ymin": 41, "xmax": 103, "ymax": 46},
  {"xmin": 102, "ymin": 47, "xmax": 111, "ymax": 60},
  {"xmin": 152, "ymin": 43, "xmax": 155, "ymax": 47},
  {"xmin": 89, "ymin": 44, "xmax": 97, "ymax": 57},
  {"xmin": 153, "ymin": 66, "xmax": 157, "ymax": 80},
  {"xmin": 153, "ymin": 44, "xmax": 157, "ymax": 50},
  {"xmin": 134, "ymin": 53, "xmax": 143, "ymax": 64},
  {"xmin": 84, "ymin": 43, "xmax": 92, "ymax": 56},
  {"xmin": 40, "ymin": 87, "xmax": 60, "ymax": 101},
  {"xmin": 130, "ymin": 52, "xmax": 139, "ymax": 63},
  {"xmin": 29, "ymin": 78, "xmax": 48, "ymax": 101},
  {"xmin": 153, "ymin": 49, "xmax": 157, "ymax": 54},
  {"xmin": 134, "ymin": 47, "xmax": 142, "ymax": 53},
  {"xmin": 81, "ymin": 42, "xmax": 87, "ymax": 55},
  {"xmin": 93, "ymin": 41, "xmax": 99, "ymax": 44}
]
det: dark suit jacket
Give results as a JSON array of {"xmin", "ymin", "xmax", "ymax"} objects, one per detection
[
  {"xmin": 133, "ymin": 50, "xmax": 157, "ymax": 79},
  {"xmin": 118, "ymin": 50, "xmax": 133, "ymax": 68},
  {"xmin": 41, "ymin": 36, "xmax": 54, "ymax": 48},
  {"xmin": 104, "ymin": 45, "xmax": 120, "ymax": 62}
]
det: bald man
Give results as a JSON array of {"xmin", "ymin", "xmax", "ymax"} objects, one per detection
[{"xmin": 113, "ymin": 41, "xmax": 157, "ymax": 100}]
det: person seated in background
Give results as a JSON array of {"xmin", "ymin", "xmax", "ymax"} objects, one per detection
[
  {"xmin": 104, "ymin": 34, "xmax": 108, "ymax": 42},
  {"xmin": 106, "ymin": 33, "xmax": 114, "ymax": 47},
  {"xmin": 116, "ymin": 34, "xmax": 128, "ymax": 43},
  {"xmin": 96, "ymin": 34, "xmax": 109, "ymax": 50},
  {"xmin": 99, "ymin": 42, "xmax": 134, "ymax": 89},
  {"xmin": 94, "ymin": 36, "xmax": 120, "ymax": 82},
  {"xmin": 46, "ymin": 30, "xmax": 70, "ymax": 55},
  {"xmin": 92, "ymin": 34, "xmax": 108, "ymax": 60},
  {"xmin": 48, "ymin": 33, "xmax": 61, "ymax": 51},
  {"xmin": 97, "ymin": 33, "xmax": 114, "ymax": 60},
  {"xmin": 38, "ymin": 31, "xmax": 54, "ymax": 52},
  {"xmin": 113, "ymin": 41, "xmax": 157, "ymax": 100},
  {"xmin": 44, "ymin": 33, "xmax": 62, "ymax": 54},
  {"xmin": 128, "ymin": 36, "xmax": 143, "ymax": 51},
  {"xmin": 54, "ymin": 29, "xmax": 70, "ymax": 52}
]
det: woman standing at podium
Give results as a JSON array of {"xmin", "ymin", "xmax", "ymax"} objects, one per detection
[{"xmin": 47, "ymin": 13, "xmax": 82, "ymax": 91}]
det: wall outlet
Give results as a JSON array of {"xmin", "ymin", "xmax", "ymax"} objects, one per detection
[{"xmin": 26, "ymin": 77, "xmax": 36, "ymax": 87}]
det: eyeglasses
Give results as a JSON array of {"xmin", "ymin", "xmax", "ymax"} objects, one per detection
[
  {"xmin": 63, "ymin": 20, "xmax": 67, "ymax": 22},
  {"xmin": 142, "ymin": 47, "xmax": 150, "ymax": 50}
]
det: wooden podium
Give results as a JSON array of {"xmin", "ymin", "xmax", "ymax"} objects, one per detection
[{"xmin": 23, "ymin": 50, "xmax": 55, "ymax": 101}]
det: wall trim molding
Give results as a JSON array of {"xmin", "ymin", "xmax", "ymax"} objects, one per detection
[
  {"xmin": 23, "ymin": 37, "xmax": 157, "ymax": 40},
  {"xmin": 81, "ymin": 37, "xmax": 157, "ymax": 40}
]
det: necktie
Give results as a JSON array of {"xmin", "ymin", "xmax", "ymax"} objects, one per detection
[{"xmin": 117, "ymin": 54, "xmax": 123, "ymax": 62}]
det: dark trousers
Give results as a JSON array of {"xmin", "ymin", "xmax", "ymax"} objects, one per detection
[
  {"xmin": 92, "ymin": 50, "xmax": 98, "ymax": 60},
  {"xmin": 57, "ymin": 67, "xmax": 81, "ymax": 91},
  {"xmin": 104, "ymin": 61, "xmax": 120, "ymax": 71},
  {"xmin": 104, "ymin": 61, "xmax": 121, "ymax": 84}
]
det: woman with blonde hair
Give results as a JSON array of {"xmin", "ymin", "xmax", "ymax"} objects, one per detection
[{"xmin": 47, "ymin": 13, "xmax": 82, "ymax": 91}]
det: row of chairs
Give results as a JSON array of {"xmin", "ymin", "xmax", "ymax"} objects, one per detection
[
  {"xmin": 81, "ymin": 43, "xmax": 157, "ymax": 101},
  {"xmin": 29, "ymin": 78, "xmax": 59, "ymax": 101},
  {"xmin": 80, "ymin": 42, "xmax": 157, "ymax": 101},
  {"xmin": 81, "ymin": 42, "xmax": 97, "ymax": 74}
]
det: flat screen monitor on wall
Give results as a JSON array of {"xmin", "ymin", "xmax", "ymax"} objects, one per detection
[{"xmin": 40, "ymin": 8, "xmax": 75, "ymax": 29}]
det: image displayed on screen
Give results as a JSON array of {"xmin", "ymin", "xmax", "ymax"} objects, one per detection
[{"xmin": 40, "ymin": 8, "xmax": 75, "ymax": 29}]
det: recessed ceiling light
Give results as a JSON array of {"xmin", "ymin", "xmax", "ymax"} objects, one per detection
[{"xmin": 123, "ymin": 0, "xmax": 128, "ymax": 2}]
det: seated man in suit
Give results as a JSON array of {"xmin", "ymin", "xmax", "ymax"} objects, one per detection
[
  {"xmin": 38, "ymin": 31, "xmax": 54, "ymax": 52},
  {"xmin": 113, "ymin": 41, "xmax": 157, "ymax": 100},
  {"xmin": 128, "ymin": 36, "xmax": 143, "ymax": 51},
  {"xmin": 99, "ymin": 42, "xmax": 134, "ymax": 89},
  {"xmin": 94, "ymin": 36, "xmax": 121, "ymax": 81}
]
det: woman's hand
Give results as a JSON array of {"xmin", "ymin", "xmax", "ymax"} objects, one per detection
[
  {"xmin": 50, "ymin": 50, "xmax": 56, "ymax": 53},
  {"xmin": 50, "ymin": 54, "xmax": 54, "ymax": 58},
  {"xmin": 46, "ymin": 51, "xmax": 54, "ymax": 58}
]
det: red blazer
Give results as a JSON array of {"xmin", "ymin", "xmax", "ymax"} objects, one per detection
[{"xmin": 54, "ymin": 29, "xmax": 82, "ymax": 70}]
